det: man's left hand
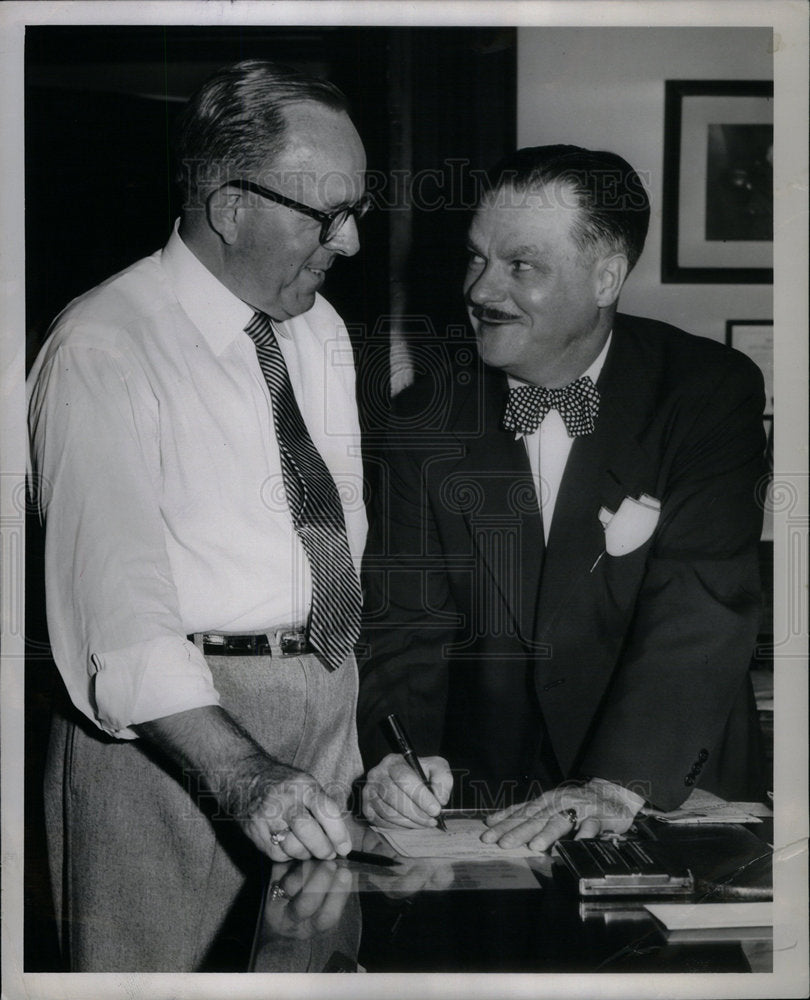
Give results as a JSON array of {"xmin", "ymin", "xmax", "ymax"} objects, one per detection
[{"xmin": 481, "ymin": 779, "xmax": 641, "ymax": 852}]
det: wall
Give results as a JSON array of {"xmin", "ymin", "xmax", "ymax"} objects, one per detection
[{"xmin": 517, "ymin": 27, "xmax": 773, "ymax": 342}]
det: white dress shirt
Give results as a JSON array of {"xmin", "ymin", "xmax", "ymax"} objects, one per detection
[
  {"xmin": 508, "ymin": 334, "xmax": 611, "ymax": 540},
  {"xmin": 27, "ymin": 223, "xmax": 366, "ymax": 738},
  {"xmin": 508, "ymin": 332, "xmax": 644, "ymax": 812}
]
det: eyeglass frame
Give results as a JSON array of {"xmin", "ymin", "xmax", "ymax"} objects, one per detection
[{"xmin": 221, "ymin": 177, "xmax": 372, "ymax": 245}]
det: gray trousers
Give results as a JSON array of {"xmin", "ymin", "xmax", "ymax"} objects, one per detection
[{"xmin": 44, "ymin": 651, "xmax": 362, "ymax": 972}]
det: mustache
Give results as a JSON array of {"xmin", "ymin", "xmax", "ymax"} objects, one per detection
[{"xmin": 470, "ymin": 305, "xmax": 522, "ymax": 323}]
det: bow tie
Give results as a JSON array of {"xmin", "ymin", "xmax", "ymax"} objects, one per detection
[{"xmin": 503, "ymin": 375, "xmax": 600, "ymax": 437}]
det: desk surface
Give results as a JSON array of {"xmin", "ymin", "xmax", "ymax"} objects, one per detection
[{"xmin": 205, "ymin": 818, "xmax": 773, "ymax": 975}]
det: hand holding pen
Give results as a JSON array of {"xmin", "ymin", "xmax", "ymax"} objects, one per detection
[
  {"xmin": 385, "ymin": 714, "xmax": 448, "ymax": 832},
  {"xmin": 360, "ymin": 713, "xmax": 453, "ymax": 831}
]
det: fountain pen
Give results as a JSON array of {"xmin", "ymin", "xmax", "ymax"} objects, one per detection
[{"xmin": 384, "ymin": 713, "xmax": 448, "ymax": 832}]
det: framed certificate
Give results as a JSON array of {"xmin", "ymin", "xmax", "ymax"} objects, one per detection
[{"xmin": 726, "ymin": 320, "xmax": 774, "ymax": 417}]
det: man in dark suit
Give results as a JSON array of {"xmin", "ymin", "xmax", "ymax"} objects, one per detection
[{"xmin": 358, "ymin": 145, "xmax": 767, "ymax": 851}]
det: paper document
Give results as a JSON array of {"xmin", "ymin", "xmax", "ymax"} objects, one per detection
[
  {"xmin": 373, "ymin": 817, "xmax": 543, "ymax": 859},
  {"xmin": 641, "ymin": 788, "xmax": 771, "ymax": 824},
  {"xmin": 646, "ymin": 902, "xmax": 773, "ymax": 941},
  {"xmin": 358, "ymin": 858, "xmax": 543, "ymax": 894}
]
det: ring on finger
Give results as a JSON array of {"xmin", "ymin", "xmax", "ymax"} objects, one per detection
[
  {"xmin": 557, "ymin": 807, "xmax": 578, "ymax": 826},
  {"xmin": 268, "ymin": 882, "xmax": 289, "ymax": 902},
  {"xmin": 270, "ymin": 827, "xmax": 291, "ymax": 847}
]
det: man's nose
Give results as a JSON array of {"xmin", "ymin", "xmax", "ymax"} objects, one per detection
[
  {"xmin": 465, "ymin": 263, "xmax": 503, "ymax": 306},
  {"xmin": 325, "ymin": 215, "xmax": 360, "ymax": 256}
]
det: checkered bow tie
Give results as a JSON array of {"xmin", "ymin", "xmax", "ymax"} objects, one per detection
[{"xmin": 503, "ymin": 375, "xmax": 600, "ymax": 437}]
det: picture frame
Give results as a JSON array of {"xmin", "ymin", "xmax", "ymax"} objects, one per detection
[
  {"xmin": 662, "ymin": 80, "xmax": 773, "ymax": 283},
  {"xmin": 726, "ymin": 319, "xmax": 774, "ymax": 417}
]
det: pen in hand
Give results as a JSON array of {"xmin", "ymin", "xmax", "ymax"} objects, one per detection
[{"xmin": 384, "ymin": 713, "xmax": 448, "ymax": 832}]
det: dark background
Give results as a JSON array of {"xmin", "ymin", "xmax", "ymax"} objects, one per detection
[
  {"xmin": 25, "ymin": 25, "xmax": 516, "ymax": 379},
  {"xmin": 24, "ymin": 24, "xmax": 517, "ymax": 971}
]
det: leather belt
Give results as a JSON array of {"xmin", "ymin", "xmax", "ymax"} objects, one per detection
[{"xmin": 189, "ymin": 628, "xmax": 314, "ymax": 658}]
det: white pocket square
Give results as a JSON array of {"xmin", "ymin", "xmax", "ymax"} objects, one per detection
[{"xmin": 598, "ymin": 493, "xmax": 660, "ymax": 556}]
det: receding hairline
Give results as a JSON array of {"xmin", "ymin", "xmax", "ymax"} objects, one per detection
[
  {"xmin": 470, "ymin": 181, "xmax": 626, "ymax": 265},
  {"xmin": 479, "ymin": 143, "xmax": 650, "ymax": 272},
  {"xmin": 480, "ymin": 176, "xmax": 585, "ymax": 210},
  {"xmin": 172, "ymin": 59, "xmax": 353, "ymax": 201}
]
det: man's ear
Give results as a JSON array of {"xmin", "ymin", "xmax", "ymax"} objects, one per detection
[
  {"xmin": 206, "ymin": 187, "xmax": 242, "ymax": 245},
  {"xmin": 595, "ymin": 252, "xmax": 628, "ymax": 308}
]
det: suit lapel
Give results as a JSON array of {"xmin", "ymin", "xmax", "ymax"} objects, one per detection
[
  {"xmin": 449, "ymin": 367, "xmax": 544, "ymax": 644},
  {"xmin": 535, "ymin": 323, "xmax": 661, "ymax": 639}
]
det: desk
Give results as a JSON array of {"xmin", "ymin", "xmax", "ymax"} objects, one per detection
[{"xmin": 206, "ymin": 818, "xmax": 773, "ymax": 974}]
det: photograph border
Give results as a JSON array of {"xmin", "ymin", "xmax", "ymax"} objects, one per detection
[{"xmin": 2, "ymin": 4, "xmax": 808, "ymax": 1000}]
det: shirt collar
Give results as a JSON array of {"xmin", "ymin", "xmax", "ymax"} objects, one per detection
[
  {"xmin": 507, "ymin": 331, "xmax": 612, "ymax": 393},
  {"xmin": 580, "ymin": 330, "xmax": 612, "ymax": 384},
  {"xmin": 161, "ymin": 220, "xmax": 255, "ymax": 354},
  {"xmin": 506, "ymin": 332, "xmax": 612, "ymax": 438}
]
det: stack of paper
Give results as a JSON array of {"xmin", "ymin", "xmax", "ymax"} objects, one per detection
[
  {"xmin": 645, "ymin": 902, "xmax": 773, "ymax": 942},
  {"xmin": 642, "ymin": 788, "xmax": 772, "ymax": 824}
]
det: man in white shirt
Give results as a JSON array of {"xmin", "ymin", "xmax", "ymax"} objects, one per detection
[
  {"xmin": 358, "ymin": 145, "xmax": 767, "ymax": 848},
  {"xmin": 28, "ymin": 60, "xmax": 370, "ymax": 971}
]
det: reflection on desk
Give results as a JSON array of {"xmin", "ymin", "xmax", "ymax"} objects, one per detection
[
  {"xmin": 242, "ymin": 819, "xmax": 773, "ymax": 974},
  {"xmin": 251, "ymin": 859, "xmax": 362, "ymax": 973}
]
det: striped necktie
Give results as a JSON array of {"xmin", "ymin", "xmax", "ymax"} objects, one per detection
[{"xmin": 245, "ymin": 311, "xmax": 361, "ymax": 670}]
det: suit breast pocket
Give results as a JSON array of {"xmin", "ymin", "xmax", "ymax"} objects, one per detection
[{"xmin": 596, "ymin": 542, "xmax": 652, "ymax": 623}]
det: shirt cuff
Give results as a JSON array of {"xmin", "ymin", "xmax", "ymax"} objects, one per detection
[
  {"xmin": 90, "ymin": 634, "xmax": 220, "ymax": 738},
  {"xmin": 588, "ymin": 777, "xmax": 646, "ymax": 815}
]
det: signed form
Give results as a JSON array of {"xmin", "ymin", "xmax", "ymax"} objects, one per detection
[
  {"xmin": 373, "ymin": 818, "xmax": 542, "ymax": 860},
  {"xmin": 357, "ymin": 858, "xmax": 547, "ymax": 894}
]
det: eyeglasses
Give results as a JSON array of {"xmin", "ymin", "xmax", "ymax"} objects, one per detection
[{"xmin": 223, "ymin": 178, "xmax": 372, "ymax": 245}]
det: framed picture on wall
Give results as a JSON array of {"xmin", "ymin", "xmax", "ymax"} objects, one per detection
[
  {"xmin": 726, "ymin": 319, "xmax": 773, "ymax": 417},
  {"xmin": 662, "ymin": 80, "xmax": 773, "ymax": 283}
]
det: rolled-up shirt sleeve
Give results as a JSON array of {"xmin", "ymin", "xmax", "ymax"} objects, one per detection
[
  {"xmin": 28, "ymin": 332, "xmax": 220, "ymax": 739},
  {"xmin": 91, "ymin": 635, "xmax": 217, "ymax": 736}
]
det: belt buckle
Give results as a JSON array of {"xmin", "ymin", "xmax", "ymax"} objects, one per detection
[
  {"xmin": 201, "ymin": 633, "xmax": 270, "ymax": 656},
  {"xmin": 279, "ymin": 628, "xmax": 309, "ymax": 656}
]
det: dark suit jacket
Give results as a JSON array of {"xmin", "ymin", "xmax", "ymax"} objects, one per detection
[{"xmin": 358, "ymin": 314, "xmax": 767, "ymax": 811}]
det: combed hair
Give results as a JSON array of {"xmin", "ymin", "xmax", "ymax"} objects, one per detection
[
  {"xmin": 174, "ymin": 59, "xmax": 348, "ymax": 203},
  {"xmin": 486, "ymin": 144, "xmax": 650, "ymax": 271}
]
